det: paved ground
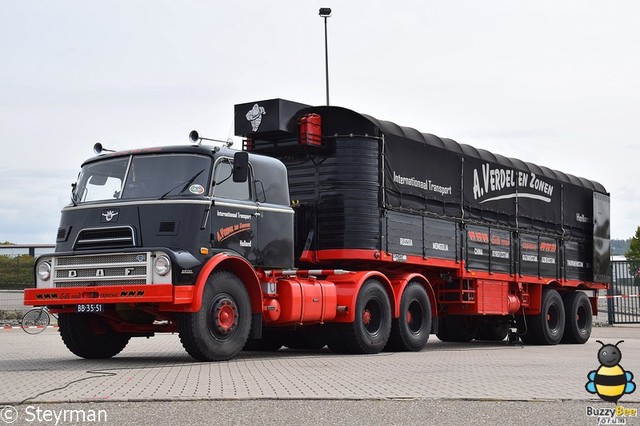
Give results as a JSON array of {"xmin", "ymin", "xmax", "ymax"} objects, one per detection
[{"xmin": 1, "ymin": 325, "xmax": 639, "ymax": 425}]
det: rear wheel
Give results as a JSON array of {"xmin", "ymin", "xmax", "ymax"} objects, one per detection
[
  {"xmin": 331, "ymin": 279, "xmax": 391, "ymax": 354},
  {"xmin": 385, "ymin": 282, "xmax": 431, "ymax": 351},
  {"xmin": 59, "ymin": 313, "xmax": 130, "ymax": 359},
  {"xmin": 524, "ymin": 288, "xmax": 565, "ymax": 345},
  {"xmin": 561, "ymin": 291, "xmax": 592, "ymax": 344},
  {"xmin": 178, "ymin": 271, "xmax": 251, "ymax": 361}
]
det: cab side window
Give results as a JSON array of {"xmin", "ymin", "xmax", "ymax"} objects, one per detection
[{"xmin": 213, "ymin": 158, "xmax": 251, "ymax": 200}]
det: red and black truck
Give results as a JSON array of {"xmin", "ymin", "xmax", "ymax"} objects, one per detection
[{"xmin": 24, "ymin": 99, "xmax": 610, "ymax": 361}]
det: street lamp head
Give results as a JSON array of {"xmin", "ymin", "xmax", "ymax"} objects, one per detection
[{"xmin": 319, "ymin": 8, "xmax": 332, "ymax": 18}]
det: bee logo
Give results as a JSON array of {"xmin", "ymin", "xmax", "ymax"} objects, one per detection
[{"xmin": 585, "ymin": 340, "xmax": 636, "ymax": 403}]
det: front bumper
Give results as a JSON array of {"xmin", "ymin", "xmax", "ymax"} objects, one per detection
[{"xmin": 23, "ymin": 284, "xmax": 196, "ymax": 311}]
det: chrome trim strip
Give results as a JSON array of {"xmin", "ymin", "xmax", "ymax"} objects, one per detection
[
  {"xmin": 215, "ymin": 200, "xmax": 294, "ymax": 215},
  {"xmin": 62, "ymin": 199, "xmax": 212, "ymax": 211}
]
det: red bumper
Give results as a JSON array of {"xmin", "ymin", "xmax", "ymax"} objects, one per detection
[{"xmin": 23, "ymin": 284, "xmax": 196, "ymax": 310}]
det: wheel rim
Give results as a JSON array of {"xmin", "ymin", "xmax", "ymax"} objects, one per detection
[
  {"xmin": 406, "ymin": 299, "xmax": 424, "ymax": 334},
  {"xmin": 362, "ymin": 298, "xmax": 382, "ymax": 335},
  {"xmin": 547, "ymin": 304, "xmax": 560, "ymax": 332},
  {"xmin": 576, "ymin": 304, "xmax": 588, "ymax": 330},
  {"xmin": 210, "ymin": 293, "xmax": 239, "ymax": 340}
]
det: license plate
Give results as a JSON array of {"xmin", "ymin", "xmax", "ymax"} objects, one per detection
[{"xmin": 76, "ymin": 303, "xmax": 104, "ymax": 313}]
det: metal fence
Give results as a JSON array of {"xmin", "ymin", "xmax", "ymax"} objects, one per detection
[
  {"xmin": 0, "ymin": 255, "xmax": 35, "ymax": 290},
  {"xmin": 0, "ymin": 245, "xmax": 54, "ymax": 290},
  {"xmin": 607, "ymin": 260, "xmax": 640, "ymax": 324}
]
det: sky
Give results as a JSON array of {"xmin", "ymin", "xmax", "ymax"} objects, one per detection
[{"xmin": 1, "ymin": 0, "xmax": 639, "ymax": 243}]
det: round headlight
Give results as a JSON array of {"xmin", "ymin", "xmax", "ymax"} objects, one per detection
[
  {"xmin": 37, "ymin": 261, "xmax": 51, "ymax": 281},
  {"xmin": 154, "ymin": 255, "xmax": 171, "ymax": 276}
]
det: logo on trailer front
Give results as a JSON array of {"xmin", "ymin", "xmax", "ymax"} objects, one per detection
[{"xmin": 246, "ymin": 103, "xmax": 266, "ymax": 132}]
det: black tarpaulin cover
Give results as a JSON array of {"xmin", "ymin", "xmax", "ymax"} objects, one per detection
[{"xmin": 371, "ymin": 116, "xmax": 607, "ymax": 235}]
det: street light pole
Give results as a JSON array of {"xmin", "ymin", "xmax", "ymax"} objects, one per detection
[{"xmin": 319, "ymin": 8, "xmax": 332, "ymax": 106}]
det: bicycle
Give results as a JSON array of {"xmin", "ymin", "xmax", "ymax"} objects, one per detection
[{"xmin": 20, "ymin": 307, "xmax": 57, "ymax": 335}]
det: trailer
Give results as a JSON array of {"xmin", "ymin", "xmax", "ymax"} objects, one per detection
[{"xmin": 24, "ymin": 99, "xmax": 610, "ymax": 361}]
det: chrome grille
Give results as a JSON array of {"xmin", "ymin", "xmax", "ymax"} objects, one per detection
[
  {"xmin": 57, "ymin": 253, "xmax": 147, "ymax": 266},
  {"xmin": 53, "ymin": 252, "xmax": 150, "ymax": 288},
  {"xmin": 55, "ymin": 279, "xmax": 147, "ymax": 288},
  {"xmin": 74, "ymin": 227, "xmax": 135, "ymax": 250}
]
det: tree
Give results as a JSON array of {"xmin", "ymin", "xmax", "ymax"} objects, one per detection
[
  {"xmin": 626, "ymin": 226, "xmax": 640, "ymax": 261},
  {"xmin": 0, "ymin": 254, "xmax": 35, "ymax": 289},
  {"xmin": 626, "ymin": 226, "xmax": 640, "ymax": 281}
]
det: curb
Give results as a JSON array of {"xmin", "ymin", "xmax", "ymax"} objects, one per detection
[{"xmin": 1, "ymin": 325, "xmax": 58, "ymax": 331}]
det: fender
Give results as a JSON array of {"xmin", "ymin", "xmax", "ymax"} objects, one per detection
[
  {"xmin": 387, "ymin": 272, "xmax": 437, "ymax": 320},
  {"xmin": 325, "ymin": 270, "xmax": 394, "ymax": 323},
  {"xmin": 176, "ymin": 252, "xmax": 262, "ymax": 313},
  {"xmin": 522, "ymin": 282, "xmax": 553, "ymax": 315}
]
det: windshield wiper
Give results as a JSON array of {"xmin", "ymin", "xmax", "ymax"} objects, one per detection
[{"xmin": 159, "ymin": 169, "xmax": 206, "ymax": 200}]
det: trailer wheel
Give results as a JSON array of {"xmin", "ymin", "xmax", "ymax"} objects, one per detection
[
  {"xmin": 59, "ymin": 313, "xmax": 130, "ymax": 359},
  {"xmin": 561, "ymin": 291, "xmax": 592, "ymax": 344},
  {"xmin": 385, "ymin": 282, "xmax": 431, "ymax": 351},
  {"xmin": 436, "ymin": 315, "xmax": 478, "ymax": 342},
  {"xmin": 178, "ymin": 271, "xmax": 251, "ymax": 361},
  {"xmin": 526, "ymin": 288, "xmax": 565, "ymax": 345},
  {"xmin": 335, "ymin": 279, "xmax": 391, "ymax": 354}
]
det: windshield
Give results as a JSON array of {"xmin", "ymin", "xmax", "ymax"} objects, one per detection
[{"xmin": 73, "ymin": 154, "xmax": 212, "ymax": 203}]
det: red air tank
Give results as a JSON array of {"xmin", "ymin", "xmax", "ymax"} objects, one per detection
[{"xmin": 299, "ymin": 113, "xmax": 322, "ymax": 146}]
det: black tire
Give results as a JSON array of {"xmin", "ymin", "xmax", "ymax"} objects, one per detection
[
  {"xmin": 59, "ymin": 313, "xmax": 130, "ymax": 359},
  {"xmin": 334, "ymin": 279, "xmax": 392, "ymax": 354},
  {"xmin": 436, "ymin": 315, "xmax": 478, "ymax": 342},
  {"xmin": 178, "ymin": 271, "xmax": 252, "ymax": 361},
  {"xmin": 385, "ymin": 282, "xmax": 432, "ymax": 351},
  {"xmin": 476, "ymin": 321, "xmax": 510, "ymax": 341},
  {"xmin": 561, "ymin": 291, "xmax": 592, "ymax": 344},
  {"xmin": 525, "ymin": 288, "xmax": 565, "ymax": 345}
]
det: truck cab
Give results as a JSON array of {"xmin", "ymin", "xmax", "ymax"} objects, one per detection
[
  {"xmin": 44, "ymin": 144, "xmax": 293, "ymax": 291},
  {"xmin": 26, "ymin": 143, "xmax": 294, "ymax": 360}
]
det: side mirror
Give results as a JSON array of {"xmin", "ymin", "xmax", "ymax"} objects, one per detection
[{"xmin": 232, "ymin": 151, "xmax": 249, "ymax": 182}]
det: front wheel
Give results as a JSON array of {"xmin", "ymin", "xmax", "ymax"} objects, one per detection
[
  {"xmin": 178, "ymin": 271, "xmax": 252, "ymax": 361},
  {"xmin": 59, "ymin": 313, "xmax": 130, "ymax": 359}
]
